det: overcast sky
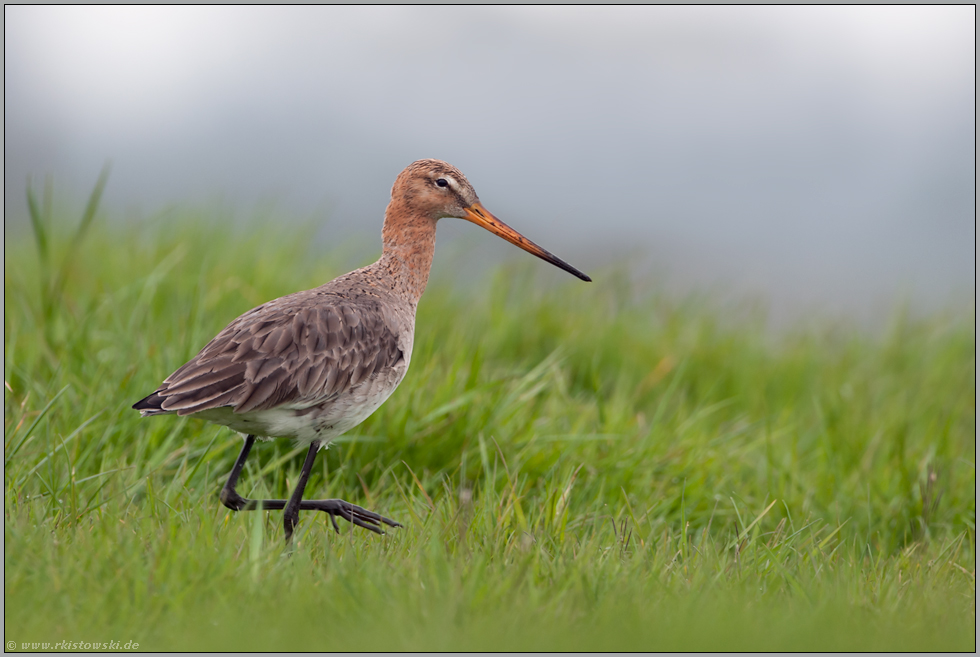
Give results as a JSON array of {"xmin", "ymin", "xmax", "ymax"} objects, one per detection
[{"xmin": 5, "ymin": 6, "xmax": 975, "ymax": 325}]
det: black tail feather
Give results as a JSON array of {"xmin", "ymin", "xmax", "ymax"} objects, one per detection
[{"xmin": 133, "ymin": 391, "xmax": 166, "ymax": 413}]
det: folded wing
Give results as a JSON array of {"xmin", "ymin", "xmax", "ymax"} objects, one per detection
[{"xmin": 133, "ymin": 293, "xmax": 404, "ymax": 417}]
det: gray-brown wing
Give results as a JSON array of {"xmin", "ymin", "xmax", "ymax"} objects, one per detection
[{"xmin": 134, "ymin": 295, "xmax": 404, "ymax": 416}]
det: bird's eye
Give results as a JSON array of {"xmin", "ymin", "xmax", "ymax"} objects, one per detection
[{"xmin": 435, "ymin": 178, "xmax": 449, "ymax": 188}]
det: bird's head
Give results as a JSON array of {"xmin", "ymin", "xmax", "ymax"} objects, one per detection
[{"xmin": 388, "ymin": 159, "xmax": 591, "ymax": 282}]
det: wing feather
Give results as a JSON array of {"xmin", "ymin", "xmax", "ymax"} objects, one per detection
[{"xmin": 133, "ymin": 291, "xmax": 405, "ymax": 417}]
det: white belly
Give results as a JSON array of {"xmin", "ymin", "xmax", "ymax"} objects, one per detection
[{"xmin": 194, "ymin": 362, "xmax": 408, "ymax": 445}]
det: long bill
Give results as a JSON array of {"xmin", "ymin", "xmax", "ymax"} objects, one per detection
[{"xmin": 462, "ymin": 202, "xmax": 592, "ymax": 282}]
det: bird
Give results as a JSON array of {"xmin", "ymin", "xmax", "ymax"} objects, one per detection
[{"xmin": 133, "ymin": 159, "xmax": 591, "ymax": 542}]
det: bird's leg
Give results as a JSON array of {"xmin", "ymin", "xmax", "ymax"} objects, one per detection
[
  {"xmin": 218, "ymin": 434, "xmax": 256, "ymax": 511},
  {"xmin": 282, "ymin": 441, "xmax": 320, "ymax": 542},
  {"xmin": 218, "ymin": 435, "xmax": 401, "ymax": 536}
]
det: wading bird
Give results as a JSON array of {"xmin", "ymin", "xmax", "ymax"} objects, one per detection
[{"xmin": 134, "ymin": 159, "xmax": 591, "ymax": 542}]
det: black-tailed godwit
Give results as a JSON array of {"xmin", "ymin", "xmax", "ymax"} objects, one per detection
[{"xmin": 134, "ymin": 159, "xmax": 591, "ymax": 542}]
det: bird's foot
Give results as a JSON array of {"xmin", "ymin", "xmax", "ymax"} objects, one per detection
[
  {"xmin": 218, "ymin": 489, "xmax": 400, "ymax": 536},
  {"xmin": 304, "ymin": 499, "xmax": 402, "ymax": 535}
]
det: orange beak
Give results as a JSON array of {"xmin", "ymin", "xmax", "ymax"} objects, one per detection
[{"xmin": 462, "ymin": 202, "xmax": 592, "ymax": 282}]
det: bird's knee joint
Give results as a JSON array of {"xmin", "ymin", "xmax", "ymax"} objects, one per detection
[{"xmin": 219, "ymin": 488, "xmax": 245, "ymax": 510}]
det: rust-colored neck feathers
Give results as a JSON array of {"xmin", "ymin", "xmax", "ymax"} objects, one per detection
[
  {"xmin": 378, "ymin": 195, "xmax": 438, "ymax": 304},
  {"xmin": 369, "ymin": 160, "xmax": 477, "ymax": 304}
]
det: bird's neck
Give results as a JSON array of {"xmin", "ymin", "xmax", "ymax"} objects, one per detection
[{"xmin": 378, "ymin": 201, "xmax": 438, "ymax": 304}]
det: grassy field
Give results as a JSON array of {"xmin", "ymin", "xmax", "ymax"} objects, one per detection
[{"xmin": 4, "ymin": 188, "xmax": 976, "ymax": 651}]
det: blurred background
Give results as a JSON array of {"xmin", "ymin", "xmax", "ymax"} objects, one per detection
[{"xmin": 4, "ymin": 6, "xmax": 975, "ymax": 326}]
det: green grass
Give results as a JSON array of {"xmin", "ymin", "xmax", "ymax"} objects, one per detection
[{"xmin": 4, "ymin": 190, "xmax": 976, "ymax": 651}]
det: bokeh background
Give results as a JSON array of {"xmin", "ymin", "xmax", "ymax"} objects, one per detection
[{"xmin": 4, "ymin": 6, "xmax": 975, "ymax": 325}]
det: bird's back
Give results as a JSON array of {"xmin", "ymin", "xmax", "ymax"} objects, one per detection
[{"xmin": 134, "ymin": 265, "xmax": 417, "ymax": 443}]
